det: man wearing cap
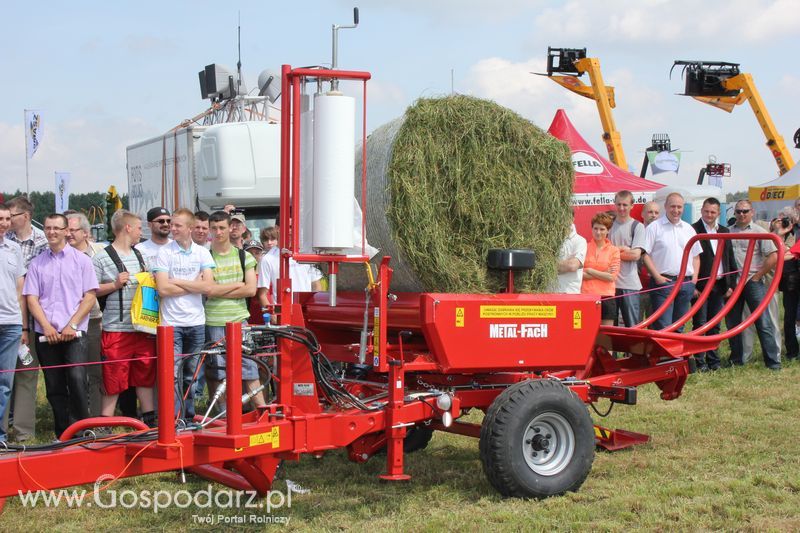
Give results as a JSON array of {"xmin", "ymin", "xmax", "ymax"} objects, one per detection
[
  {"xmin": 229, "ymin": 212, "xmax": 246, "ymax": 249},
  {"xmin": 244, "ymin": 240, "xmax": 267, "ymax": 325},
  {"xmin": 244, "ymin": 239, "xmax": 265, "ymax": 263},
  {"xmin": 136, "ymin": 207, "xmax": 173, "ymax": 265}
]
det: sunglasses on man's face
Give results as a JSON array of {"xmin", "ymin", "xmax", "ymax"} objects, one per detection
[
  {"xmin": 153, "ymin": 218, "xmax": 172, "ymax": 225},
  {"xmin": 734, "ymin": 209, "xmax": 750, "ymax": 215}
]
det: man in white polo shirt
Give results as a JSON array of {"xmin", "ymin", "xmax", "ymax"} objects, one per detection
[
  {"xmin": 153, "ymin": 208, "xmax": 215, "ymax": 419},
  {"xmin": 256, "ymin": 230, "xmax": 323, "ymax": 312},
  {"xmin": 642, "ymin": 192, "xmax": 702, "ymax": 331}
]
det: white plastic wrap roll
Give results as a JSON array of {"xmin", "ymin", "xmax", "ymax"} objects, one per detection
[
  {"xmin": 299, "ymin": 93, "xmax": 314, "ymax": 253},
  {"xmin": 312, "ymin": 92, "xmax": 355, "ymax": 251}
]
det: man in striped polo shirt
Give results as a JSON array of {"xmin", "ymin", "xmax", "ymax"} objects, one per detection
[
  {"xmin": 93, "ymin": 210, "xmax": 156, "ymax": 427},
  {"xmin": 204, "ymin": 211, "xmax": 265, "ymax": 409}
]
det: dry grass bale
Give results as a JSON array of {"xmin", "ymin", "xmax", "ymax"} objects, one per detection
[{"xmin": 349, "ymin": 94, "xmax": 574, "ymax": 293}]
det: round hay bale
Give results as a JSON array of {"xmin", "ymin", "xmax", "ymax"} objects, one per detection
[{"xmin": 342, "ymin": 95, "xmax": 574, "ymax": 293}]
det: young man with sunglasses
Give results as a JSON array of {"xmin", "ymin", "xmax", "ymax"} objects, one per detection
[
  {"xmin": 726, "ymin": 200, "xmax": 780, "ymax": 370},
  {"xmin": 135, "ymin": 207, "xmax": 173, "ymax": 265}
]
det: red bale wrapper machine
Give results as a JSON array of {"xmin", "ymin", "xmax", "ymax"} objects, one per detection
[{"xmin": 0, "ymin": 65, "xmax": 781, "ymax": 508}]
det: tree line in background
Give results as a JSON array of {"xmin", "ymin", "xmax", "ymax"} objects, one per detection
[
  {"xmin": 1, "ymin": 188, "xmax": 748, "ymax": 225},
  {"xmin": 725, "ymin": 191, "xmax": 748, "ymax": 203},
  {"xmin": 0, "ymin": 190, "xmax": 129, "ymax": 225}
]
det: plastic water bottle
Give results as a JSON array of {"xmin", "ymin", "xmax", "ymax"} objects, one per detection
[{"xmin": 18, "ymin": 344, "xmax": 33, "ymax": 366}]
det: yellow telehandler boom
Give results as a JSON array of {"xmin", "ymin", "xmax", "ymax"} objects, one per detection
[
  {"xmin": 540, "ymin": 47, "xmax": 628, "ymax": 170},
  {"xmin": 672, "ymin": 60, "xmax": 794, "ymax": 175}
]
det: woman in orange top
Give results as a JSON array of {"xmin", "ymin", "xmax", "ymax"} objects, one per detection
[{"xmin": 581, "ymin": 212, "xmax": 621, "ymax": 325}]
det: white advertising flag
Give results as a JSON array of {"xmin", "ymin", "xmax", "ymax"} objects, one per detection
[
  {"xmin": 55, "ymin": 172, "xmax": 71, "ymax": 213},
  {"xmin": 25, "ymin": 110, "xmax": 43, "ymax": 159}
]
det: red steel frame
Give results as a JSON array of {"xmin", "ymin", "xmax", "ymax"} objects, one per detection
[{"xmin": 0, "ymin": 64, "xmax": 785, "ymax": 506}]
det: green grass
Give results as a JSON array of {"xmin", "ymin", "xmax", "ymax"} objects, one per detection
[{"xmin": 2, "ymin": 360, "xmax": 799, "ymax": 531}]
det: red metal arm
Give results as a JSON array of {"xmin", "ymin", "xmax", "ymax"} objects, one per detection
[
  {"xmin": 663, "ymin": 235, "xmax": 754, "ymax": 333},
  {"xmin": 602, "ymin": 232, "xmax": 784, "ymax": 345}
]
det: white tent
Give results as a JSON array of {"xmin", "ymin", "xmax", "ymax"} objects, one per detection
[{"xmin": 748, "ymin": 165, "xmax": 800, "ymax": 221}]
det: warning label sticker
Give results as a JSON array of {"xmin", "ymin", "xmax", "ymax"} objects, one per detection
[
  {"xmin": 573, "ymin": 310, "xmax": 582, "ymax": 329},
  {"xmin": 455, "ymin": 307, "xmax": 465, "ymax": 327},
  {"xmin": 249, "ymin": 426, "xmax": 281, "ymax": 449},
  {"xmin": 479, "ymin": 305, "xmax": 557, "ymax": 319}
]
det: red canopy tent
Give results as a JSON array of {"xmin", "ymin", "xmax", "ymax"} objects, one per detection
[{"xmin": 547, "ymin": 109, "xmax": 664, "ymax": 239}]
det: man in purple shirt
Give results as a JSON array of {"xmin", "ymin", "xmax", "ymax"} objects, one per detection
[{"xmin": 23, "ymin": 214, "xmax": 98, "ymax": 439}]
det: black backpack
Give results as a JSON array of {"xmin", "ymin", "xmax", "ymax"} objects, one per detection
[
  {"xmin": 98, "ymin": 245, "xmax": 147, "ymax": 322},
  {"xmin": 236, "ymin": 247, "xmax": 253, "ymax": 307}
]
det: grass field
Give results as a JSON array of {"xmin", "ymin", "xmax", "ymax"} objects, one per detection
[{"xmin": 1, "ymin": 358, "xmax": 799, "ymax": 531}]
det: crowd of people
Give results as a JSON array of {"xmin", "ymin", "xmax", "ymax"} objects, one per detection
[
  {"xmin": 0, "ymin": 198, "xmax": 321, "ymax": 442},
  {"xmin": 558, "ymin": 190, "xmax": 800, "ymax": 372},
  {"xmin": 0, "ymin": 192, "xmax": 798, "ymax": 442}
]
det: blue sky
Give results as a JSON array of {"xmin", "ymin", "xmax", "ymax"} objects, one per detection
[{"xmin": 2, "ymin": 0, "xmax": 798, "ymax": 194}]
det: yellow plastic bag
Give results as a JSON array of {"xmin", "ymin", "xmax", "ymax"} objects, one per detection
[{"xmin": 131, "ymin": 272, "xmax": 160, "ymax": 334}]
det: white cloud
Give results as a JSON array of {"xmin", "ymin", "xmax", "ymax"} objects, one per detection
[
  {"xmin": 743, "ymin": 0, "xmax": 800, "ymax": 40},
  {"xmin": 0, "ymin": 116, "xmax": 159, "ymax": 196},
  {"xmin": 463, "ymin": 56, "xmax": 598, "ymax": 132},
  {"xmin": 533, "ymin": 0, "xmax": 799, "ymax": 44},
  {"xmin": 339, "ymin": 0, "xmax": 544, "ymax": 23},
  {"xmin": 365, "ymin": 79, "xmax": 406, "ymax": 106}
]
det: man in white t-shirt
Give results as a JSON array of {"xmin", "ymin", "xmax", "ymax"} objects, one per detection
[
  {"xmin": 257, "ymin": 245, "xmax": 323, "ymax": 311},
  {"xmin": 642, "ymin": 192, "xmax": 702, "ymax": 331},
  {"xmin": 136, "ymin": 207, "xmax": 173, "ymax": 265},
  {"xmin": 556, "ymin": 214, "xmax": 586, "ymax": 294},
  {"xmin": 153, "ymin": 208, "xmax": 215, "ymax": 419}
]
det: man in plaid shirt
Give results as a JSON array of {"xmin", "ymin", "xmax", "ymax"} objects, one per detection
[
  {"xmin": 5, "ymin": 198, "xmax": 47, "ymax": 268},
  {"xmin": 2, "ymin": 196, "xmax": 47, "ymax": 442}
]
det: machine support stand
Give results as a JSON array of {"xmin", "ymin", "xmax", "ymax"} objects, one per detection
[
  {"xmin": 594, "ymin": 425, "xmax": 650, "ymax": 451},
  {"xmin": 226, "ymin": 321, "xmax": 243, "ymax": 436},
  {"xmin": 379, "ymin": 357, "xmax": 411, "ymax": 482},
  {"xmin": 157, "ymin": 325, "xmax": 177, "ymax": 446}
]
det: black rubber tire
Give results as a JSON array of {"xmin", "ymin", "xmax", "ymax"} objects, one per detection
[
  {"xmin": 479, "ymin": 379, "xmax": 595, "ymax": 499},
  {"xmin": 377, "ymin": 425, "xmax": 434, "ymax": 455},
  {"xmin": 402, "ymin": 425, "xmax": 434, "ymax": 453}
]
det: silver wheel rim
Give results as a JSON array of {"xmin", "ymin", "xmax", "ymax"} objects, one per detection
[{"xmin": 522, "ymin": 412, "xmax": 575, "ymax": 476}]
